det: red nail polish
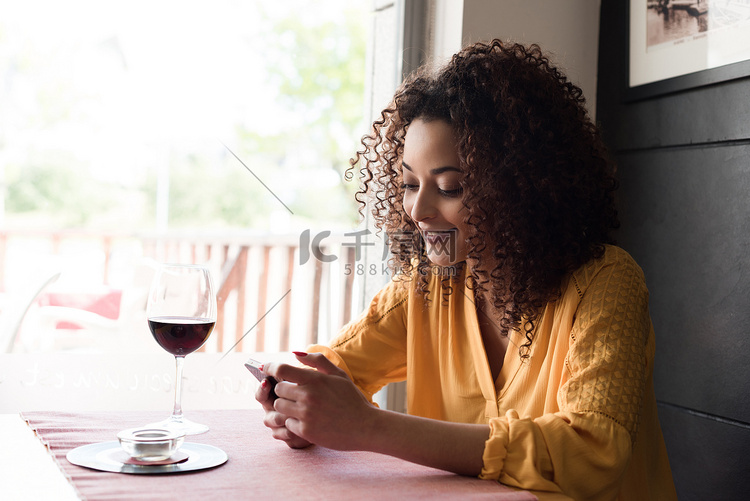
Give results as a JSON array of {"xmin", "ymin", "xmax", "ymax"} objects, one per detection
[
  {"xmin": 292, "ymin": 351, "xmax": 307, "ymax": 357},
  {"xmin": 259, "ymin": 364, "xmax": 264, "ymax": 372},
  {"xmin": 260, "ymin": 379, "xmax": 268, "ymax": 389}
]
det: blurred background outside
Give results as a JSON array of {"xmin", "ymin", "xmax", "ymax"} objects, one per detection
[{"xmin": 0, "ymin": 0, "xmax": 383, "ymax": 412}]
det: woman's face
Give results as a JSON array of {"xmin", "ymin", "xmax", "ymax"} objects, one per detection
[{"xmin": 401, "ymin": 118, "xmax": 469, "ymax": 266}]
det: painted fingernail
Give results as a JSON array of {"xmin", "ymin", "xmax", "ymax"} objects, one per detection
[
  {"xmin": 292, "ymin": 351, "xmax": 308, "ymax": 357},
  {"xmin": 261, "ymin": 379, "xmax": 268, "ymax": 389}
]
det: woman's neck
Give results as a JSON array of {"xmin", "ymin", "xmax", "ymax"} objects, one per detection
[{"xmin": 476, "ymin": 290, "xmax": 509, "ymax": 382}]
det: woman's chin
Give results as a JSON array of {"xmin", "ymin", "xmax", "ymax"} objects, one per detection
[{"xmin": 425, "ymin": 244, "xmax": 465, "ymax": 266}]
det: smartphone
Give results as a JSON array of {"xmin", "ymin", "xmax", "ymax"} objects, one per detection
[{"xmin": 244, "ymin": 358, "xmax": 277, "ymax": 399}]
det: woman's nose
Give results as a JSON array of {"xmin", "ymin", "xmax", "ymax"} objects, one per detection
[{"xmin": 409, "ymin": 189, "xmax": 437, "ymax": 222}]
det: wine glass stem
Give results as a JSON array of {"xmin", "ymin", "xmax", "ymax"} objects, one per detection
[{"xmin": 172, "ymin": 355, "xmax": 185, "ymax": 420}]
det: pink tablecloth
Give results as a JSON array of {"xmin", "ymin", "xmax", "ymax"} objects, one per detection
[{"xmin": 22, "ymin": 409, "xmax": 538, "ymax": 501}]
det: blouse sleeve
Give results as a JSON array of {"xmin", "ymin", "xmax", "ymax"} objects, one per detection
[
  {"xmin": 480, "ymin": 253, "xmax": 653, "ymax": 501},
  {"xmin": 307, "ymin": 278, "xmax": 410, "ymax": 404}
]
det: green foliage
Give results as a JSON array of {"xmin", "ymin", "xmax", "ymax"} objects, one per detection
[
  {"xmin": 138, "ymin": 1, "xmax": 368, "ymax": 230},
  {"xmin": 1, "ymin": 1, "xmax": 368, "ymax": 231},
  {"xmin": 5, "ymin": 160, "xmax": 129, "ymax": 227},
  {"xmin": 266, "ymin": 7, "xmax": 367, "ymax": 132},
  {"xmin": 230, "ymin": 2, "xmax": 367, "ymax": 224},
  {"xmin": 142, "ymin": 156, "xmax": 271, "ymax": 229}
]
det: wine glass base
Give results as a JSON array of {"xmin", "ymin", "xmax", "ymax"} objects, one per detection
[{"xmin": 145, "ymin": 416, "xmax": 209, "ymax": 436}]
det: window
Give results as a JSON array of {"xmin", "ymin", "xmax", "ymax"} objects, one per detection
[{"xmin": 0, "ymin": 0, "xmax": 378, "ymax": 412}]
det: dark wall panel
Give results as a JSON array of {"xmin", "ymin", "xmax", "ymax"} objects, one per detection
[
  {"xmin": 601, "ymin": 79, "xmax": 750, "ymax": 149},
  {"xmin": 659, "ymin": 403, "xmax": 750, "ymax": 501},
  {"xmin": 597, "ymin": 1, "xmax": 750, "ymax": 498},
  {"xmin": 617, "ymin": 145, "xmax": 750, "ymax": 422}
]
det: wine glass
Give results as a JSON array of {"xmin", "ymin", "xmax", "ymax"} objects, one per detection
[{"xmin": 146, "ymin": 263, "xmax": 217, "ymax": 435}]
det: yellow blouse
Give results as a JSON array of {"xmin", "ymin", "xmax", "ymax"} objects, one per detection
[{"xmin": 309, "ymin": 245, "xmax": 677, "ymax": 501}]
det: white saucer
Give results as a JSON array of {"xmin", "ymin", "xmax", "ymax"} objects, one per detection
[{"xmin": 66, "ymin": 441, "xmax": 227, "ymax": 474}]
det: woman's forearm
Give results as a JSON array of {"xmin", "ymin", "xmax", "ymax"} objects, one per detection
[{"xmin": 360, "ymin": 406, "xmax": 490, "ymax": 476}]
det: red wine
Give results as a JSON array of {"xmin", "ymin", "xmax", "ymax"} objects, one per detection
[{"xmin": 148, "ymin": 316, "xmax": 215, "ymax": 356}]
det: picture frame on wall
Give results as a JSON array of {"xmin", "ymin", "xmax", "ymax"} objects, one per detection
[{"xmin": 628, "ymin": 0, "xmax": 750, "ymax": 100}]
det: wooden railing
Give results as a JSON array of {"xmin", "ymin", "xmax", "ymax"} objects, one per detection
[{"xmin": 0, "ymin": 229, "xmax": 364, "ymax": 354}]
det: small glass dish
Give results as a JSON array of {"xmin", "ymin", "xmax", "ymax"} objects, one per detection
[{"xmin": 117, "ymin": 427, "xmax": 185, "ymax": 461}]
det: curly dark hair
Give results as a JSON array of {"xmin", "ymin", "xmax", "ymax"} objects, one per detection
[{"xmin": 347, "ymin": 39, "xmax": 619, "ymax": 357}]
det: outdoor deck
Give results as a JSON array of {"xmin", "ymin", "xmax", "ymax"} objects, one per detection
[{"xmin": 0, "ymin": 229, "xmax": 373, "ymax": 355}]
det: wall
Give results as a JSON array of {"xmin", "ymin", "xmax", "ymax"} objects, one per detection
[
  {"xmin": 422, "ymin": 0, "xmax": 600, "ymax": 116},
  {"xmin": 596, "ymin": 2, "xmax": 750, "ymax": 500},
  {"xmin": 459, "ymin": 0, "xmax": 601, "ymax": 117}
]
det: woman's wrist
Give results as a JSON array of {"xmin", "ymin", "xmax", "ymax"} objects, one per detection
[{"xmin": 346, "ymin": 401, "xmax": 387, "ymax": 452}]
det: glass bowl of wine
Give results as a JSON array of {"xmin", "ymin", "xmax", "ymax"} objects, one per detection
[
  {"xmin": 117, "ymin": 427, "xmax": 185, "ymax": 461},
  {"xmin": 146, "ymin": 263, "xmax": 217, "ymax": 435}
]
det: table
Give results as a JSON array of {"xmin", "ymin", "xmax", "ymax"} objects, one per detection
[
  {"xmin": 0, "ymin": 414, "xmax": 78, "ymax": 500},
  {"xmin": 14, "ymin": 409, "xmax": 541, "ymax": 500}
]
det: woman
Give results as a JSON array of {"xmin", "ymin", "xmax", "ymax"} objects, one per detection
[{"xmin": 256, "ymin": 40, "xmax": 677, "ymax": 500}]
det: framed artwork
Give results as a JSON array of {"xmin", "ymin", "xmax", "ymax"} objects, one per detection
[{"xmin": 628, "ymin": 0, "xmax": 750, "ymax": 100}]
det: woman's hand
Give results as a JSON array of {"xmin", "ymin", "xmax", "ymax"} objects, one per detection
[
  {"xmin": 258, "ymin": 352, "xmax": 488, "ymax": 475},
  {"xmin": 254, "ymin": 362, "xmax": 311, "ymax": 449},
  {"xmin": 263, "ymin": 352, "xmax": 377, "ymax": 451}
]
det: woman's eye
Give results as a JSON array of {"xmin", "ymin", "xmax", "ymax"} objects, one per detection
[
  {"xmin": 401, "ymin": 183, "xmax": 418, "ymax": 191},
  {"xmin": 439, "ymin": 187, "xmax": 463, "ymax": 197}
]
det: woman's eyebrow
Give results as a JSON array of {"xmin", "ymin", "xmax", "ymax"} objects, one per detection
[{"xmin": 402, "ymin": 161, "xmax": 461, "ymax": 175}]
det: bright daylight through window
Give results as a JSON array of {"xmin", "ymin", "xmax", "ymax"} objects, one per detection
[{"xmin": 0, "ymin": 0, "xmax": 371, "ymax": 412}]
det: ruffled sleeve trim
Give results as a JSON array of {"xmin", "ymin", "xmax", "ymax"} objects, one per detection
[{"xmin": 479, "ymin": 417, "xmax": 510, "ymax": 480}]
